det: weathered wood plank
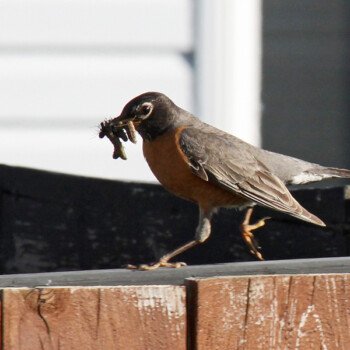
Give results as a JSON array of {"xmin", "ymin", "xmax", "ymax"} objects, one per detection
[
  {"xmin": 1, "ymin": 257, "xmax": 350, "ymax": 288},
  {"xmin": 3, "ymin": 286, "xmax": 186, "ymax": 350},
  {"xmin": 189, "ymin": 274, "xmax": 350, "ymax": 350}
]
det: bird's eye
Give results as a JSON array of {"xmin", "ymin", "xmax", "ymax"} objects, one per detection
[{"xmin": 140, "ymin": 103, "xmax": 152, "ymax": 116}]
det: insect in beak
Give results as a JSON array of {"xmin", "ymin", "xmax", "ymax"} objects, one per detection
[{"xmin": 99, "ymin": 118, "xmax": 138, "ymax": 160}]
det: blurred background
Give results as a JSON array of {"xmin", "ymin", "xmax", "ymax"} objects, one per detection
[{"xmin": 0, "ymin": 0, "xmax": 349, "ymax": 182}]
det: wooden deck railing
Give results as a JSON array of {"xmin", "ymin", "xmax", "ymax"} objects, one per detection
[
  {"xmin": 1, "ymin": 258, "xmax": 350, "ymax": 349},
  {"xmin": 1, "ymin": 165, "xmax": 350, "ymax": 348}
]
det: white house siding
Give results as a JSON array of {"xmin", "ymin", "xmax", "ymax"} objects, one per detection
[
  {"xmin": 0, "ymin": 0, "xmax": 262, "ymax": 182},
  {"xmin": 0, "ymin": 0, "xmax": 193, "ymax": 181}
]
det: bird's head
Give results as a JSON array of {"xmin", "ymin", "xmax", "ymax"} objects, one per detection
[{"xmin": 109, "ymin": 92, "xmax": 179, "ymax": 141}]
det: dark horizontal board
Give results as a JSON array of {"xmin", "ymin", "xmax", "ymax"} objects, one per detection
[
  {"xmin": 0, "ymin": 257, "xmax": 350, "ymax": 287},
  {"xmin": 0, "ymin": 164, "xmax": 350, "ymax": 274}
]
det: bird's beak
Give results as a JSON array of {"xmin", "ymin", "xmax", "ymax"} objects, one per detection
[
  {"xmin": 99, "ymin": 114, "xmax": 141, "ymax": 139},
  {"xmin": 109, "ymin": 114, "xmax": 142, "ymax": 128}
]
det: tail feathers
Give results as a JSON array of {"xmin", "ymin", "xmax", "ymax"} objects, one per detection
[
  {"xmin": 291, "ymin": 166, "xmax": 350, "ymax": 185},
  {"xmin": 284, "ymin": 165, "xmax": 350, "ymax": 226},
  {"xmin": 316, "ymin": 166, "xmax": 350, "ymax": 178},
  {"xmin": 288, "ymin": 165, "xmax": 350, "ymax": 225}
]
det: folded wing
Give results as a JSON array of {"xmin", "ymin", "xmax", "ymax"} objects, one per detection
[{"xmin": 179, "ymin": 127, "xmax": 325, "ymax": 226}]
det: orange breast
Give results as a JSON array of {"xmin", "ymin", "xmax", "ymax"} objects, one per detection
[{"xmin": 142, "ymin": 127, "xmax": 247, "ymax": 210}]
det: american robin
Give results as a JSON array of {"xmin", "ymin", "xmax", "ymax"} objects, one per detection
[{"xmin": 101, "ymin": 92, "xmax": 350, "ymax": 270}]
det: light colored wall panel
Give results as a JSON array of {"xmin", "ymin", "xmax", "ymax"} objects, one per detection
[
  {"xmin": 0, "ymin": 0, "xmax": 192, "ymax": 50},
  {"xmin": 0, "ymin": 54, "xmax": 193, "ymax": 124},
  {"xmin": 0, "ymin": 0, "xmax": 194, "ymax": 180},
  {"xmin": 195, "ymin": 0, "xmax": 261, "ymax": 146},
  {"xmin": 0, "ymin": 128, "xmax": 157, "ymax": 181}
]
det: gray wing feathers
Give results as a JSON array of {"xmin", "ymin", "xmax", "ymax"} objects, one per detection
[{"xmin": 179, "ymin": 127, "xmax": 325, "ymax": 226}]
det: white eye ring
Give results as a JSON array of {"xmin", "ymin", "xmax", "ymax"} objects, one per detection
[{"xmin": 140, "ymin": 102, "xmax": 153, "ymax": 117}]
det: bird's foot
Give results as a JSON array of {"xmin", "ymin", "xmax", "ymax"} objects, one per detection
[
  {"xmin": 240, "ymin": 217, "xmax": 270, "ymax": 261},
  {"xmin": 126, "ymin": 260, "xmax": 187, "ymax": 271}
]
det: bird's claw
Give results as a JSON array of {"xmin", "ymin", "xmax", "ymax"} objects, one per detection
[
  {"xmin": 126, "ymin": 261, "xmax": 187, "ymax": 271},
  {"xmin": 240, "ymin": 217, "xmax": 271, "ymax": 261}
]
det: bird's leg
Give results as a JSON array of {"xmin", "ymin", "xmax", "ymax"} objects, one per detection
[
  {"xmin": 240, "ymin": 207, "xmax": 270, "ymax": 261},
  {"xmin": 127, "ymin": 207, "xmax": 213, "ymax": 270}
]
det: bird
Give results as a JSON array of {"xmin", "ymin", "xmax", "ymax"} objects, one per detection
[{"xmin": 101, "ymin": 92, "xmax": 350, "ymax": 270}]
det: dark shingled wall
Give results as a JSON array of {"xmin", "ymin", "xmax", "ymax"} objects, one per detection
[{"xmin": 262, "ymin": 0, "xmax": 350, "ymax": 169}]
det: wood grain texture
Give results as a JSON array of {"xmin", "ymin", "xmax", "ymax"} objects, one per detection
[
  {"xmin": 189, "ymin": 274, "xmax": 350, "ymax": 350},
  {"xmin": 3, "ymin": 286, "xmax": 186, "ymax": 350}
]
